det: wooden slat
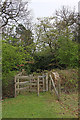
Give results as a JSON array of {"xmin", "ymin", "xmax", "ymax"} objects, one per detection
[
  {"xmin": 49, "ymin": 79, "xmax": 51, "ymax": 92},
  {"xmin": 17, "ymin": 78, "xmax": 19, "ymax": 94},
  {"xmin": 29, "ymin": 79, "xmax": 31, "ymax": 92},
  {"xmin": 16, "ymin": 75, "xmax": 38, "ymax": 80},
  {"xmin": 37, "ymin": 77, "xmax": 39, "ymax": 96},
  {"xmin": 38, "ymin": 75, "xmax": 46, "ymax": 78},
  {"xmin": 16, "ymin": 76, "xmax": 32, "ymax": 80},
  {"xmin": 16, "ymin": 81, "xmax": 29, "ymax": 85},
  {"xmin": 46, "ymin": 73, "xmax": 48, "ymax": 91},
  {"xmin": 16, "ymin": 82, "xmax": 37, "ymax": 86},
  {"xmin": 16, "ymin": 86, "xmax": 29, "ymax": 91},
  {"xmin": 50, "ymin": 74, "xmax": 60, "ymax": 100},
  {"xmin": 30, "ymin": 83, "xmax": 37, "ymax": 85},
  {"xmin": 43, "ymin": 75, "xmax": 45, "ymax": 91}
]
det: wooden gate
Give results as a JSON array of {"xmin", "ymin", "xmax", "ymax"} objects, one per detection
[
  {"xmin": 14, "ymin": 72, "xmax": 61, "ymax": 100},
  {"xmin": 14, "ymin": 73, "xmax": 48, "ymax": 97}
]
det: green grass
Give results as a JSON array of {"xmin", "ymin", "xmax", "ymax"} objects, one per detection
[
  {"xmin": 0, "ymin": 101, "xmax": 2, "ymax": 119},
  {"xmin": 2, "ymin": 92, "xmax": 78, "ymax": 118}
]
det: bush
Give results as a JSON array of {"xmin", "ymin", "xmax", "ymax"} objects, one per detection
[
  {"xmin": 2, "ymin": 43, "xmax": 23, "ymax": 73},
  {"xmin": 2, "ymin": 43, "xmax": 23, "ymax": 98},
  {"xmin": 58, "ymin": 69, "xmax": 78, "ymax": 93},
  {"xmin": 56, "ymin": 37, "xmax": 78, "ymax": 68},
  {"xmin": 2, "ymin": 71, "xmax": 16, "ymax": 98}
]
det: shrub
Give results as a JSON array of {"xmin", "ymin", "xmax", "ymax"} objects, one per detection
[
  {"xmin": 2, "ymin": 71, "xmax": 16, "ymax": 98},
  {"xmin": 58, "ymin": 69, "xmax": 78, "ymax": 93}
]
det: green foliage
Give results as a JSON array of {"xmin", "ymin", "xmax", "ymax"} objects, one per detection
[
  {"xmin": 56, "ymin": 36, "xmax": 78, "ymax": 68},
  {"xmin": 33, "ymin": 48, "xmax": 55, "ymax": 71},
  {"xmin": 2, "ymin": 42, "xmax": 34, "ymax": 97},
  {"xmin": 2, "ymin": 71, "xmax": 16, "ymax": 98},
  {"xmin": 2, "ymin": 43, "xmax": 23, "ymax": 73}
]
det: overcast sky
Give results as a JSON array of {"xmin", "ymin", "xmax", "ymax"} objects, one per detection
[{"xmin": 29, "ymin": 0, "xmax": 79, "ymax": 19}]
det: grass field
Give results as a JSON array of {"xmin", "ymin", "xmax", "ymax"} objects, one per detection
[{"xmin": 2, "ymin": 92, "xmax": 78, "ymax": 118}]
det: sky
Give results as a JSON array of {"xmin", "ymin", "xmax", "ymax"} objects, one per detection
[{"xmin": 29, "ymin": 0, "xmax": 79, "ymax": 19}]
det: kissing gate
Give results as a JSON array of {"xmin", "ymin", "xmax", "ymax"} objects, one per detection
[{"xmin": 14, "ymin": 72, "xmax": 60, "ymax": 100}]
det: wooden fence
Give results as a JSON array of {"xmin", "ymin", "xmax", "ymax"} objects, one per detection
[{"xmin": 14, "ymin": 72, "xmax": 61, "ymax": 100}]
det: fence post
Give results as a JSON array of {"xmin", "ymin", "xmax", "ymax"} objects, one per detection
[
  {"xmin": 49, "ymin": 78, "xmax": 51, "ymax": 92},
  {"xmin": 17, "ymin": 78, "xmax": 19, "ymax": 94},
  {"xmin": 46, "ymin": 73, "xmax": 48, "ymax": 91},
  {"xmin": 43, "ymin": 74, "xmax": 45, "ymax": 91},
  {"xmin": 14, "ymin": 76, "xmax": 16, "ymax": 97},
  {"xmin": 29, "ymin": 79, "xmax": 31, "ymax": 92},
  {"xmin": 37, "ymin": 77, "xmax": 39, "ymax": 96}
]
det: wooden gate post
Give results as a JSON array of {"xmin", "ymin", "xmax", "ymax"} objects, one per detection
[
  {"xmin": 29, "ymin": 79, "xmax": 31, "ymax": 92},
  {"xmin": 46, "ymin": 73, "xmax": 48, "ymax": 91},
  {"xmin": 14, "ymin": 76, "xmax": 16, "ymax": 97},
  {"xmin": 17, "ymin": 78, "xmax": 19, "ymax": 94},
  {"xmin": 49, "ymin": 79, "xmax": 51, "ymax": 92},
  {"xmin": 43, "ymin": 74, "xmax": 45, "ymax": 91},
  {"xmin": 37, "ymin": 77, "xmax": 39, "ymax": 96}
]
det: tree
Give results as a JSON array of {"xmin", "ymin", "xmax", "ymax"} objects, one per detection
[
  {"xmin": 56, "ymin": 36, "xmax": 78, "ymax": 68},
  {"xmin": 16, "ymin": 24, "xmax": 33, "ymax": 47},
  {"xmin": 35, "ymin": 17, "xmax": 58, "ymax": 53},
  {"xmin": 34, "ymin": 6, "xmax": 78, "ymax": 69},
  {"xmin": 0, "ymin": 0, "xmax": 32, "ymax": 43},
  {"xmin": 54, "ymin": 6, "xmax": 78, "ymax": 42},
  {"xmin": 0, "ymin": 0, "xmax": 31, "ymax": 28}
]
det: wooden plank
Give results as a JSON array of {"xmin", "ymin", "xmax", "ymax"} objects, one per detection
[
  {"xmin": 16, "ymin": 81, "xmax": 29, "ymax": 85},
  {"xmin": 16, "ymin": 82, "xmax": 37, "ymax": 86},
  {"xmin": 16, "ymin": 76, "xmax": 32, "ymax": 80},
  {"xmin": 38, "ymin": 75, "xmax": 46, "ymax": 78},
  {"xmin": 49, "ymin": 79, "xmax": 51, "ymax": 92},
  {"xmin": 16, "ymin": 75, "xmax": 37, "ymax": 80},
  {"xmin": 43, "ymin": 74, "xmax": 45, "ymax": 91},
  {"xmin": 37, "ymin": 77, "xmax": 39, "ymax": 96},
  {"xmin": 16, "ymin": 86, "xmax": 29, "ymax": 91},
  {"xmin": 46, "ymin": 73, "xmax": 48, "ymax": 91},
  {"xmin": 31, "ymin": 83, "xmax": 37, "ymax": 85},
  {"xmin": 29, "ymin": 79, "xmax": 31, "ymax": 92},
  {"xmin": 17, "ymin": 78, "xmax": 19, "ymax": 94},
  {"xmin": 14, "ymin": 76, "xmax": 16, "ymax": 97},
  {"xmin": 50, "ymin": 74, "xmax": 60, "ymax": 100},
  {"xmin": 16, "ymin": 88, "xmax": 46, "ymax": 92}
]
